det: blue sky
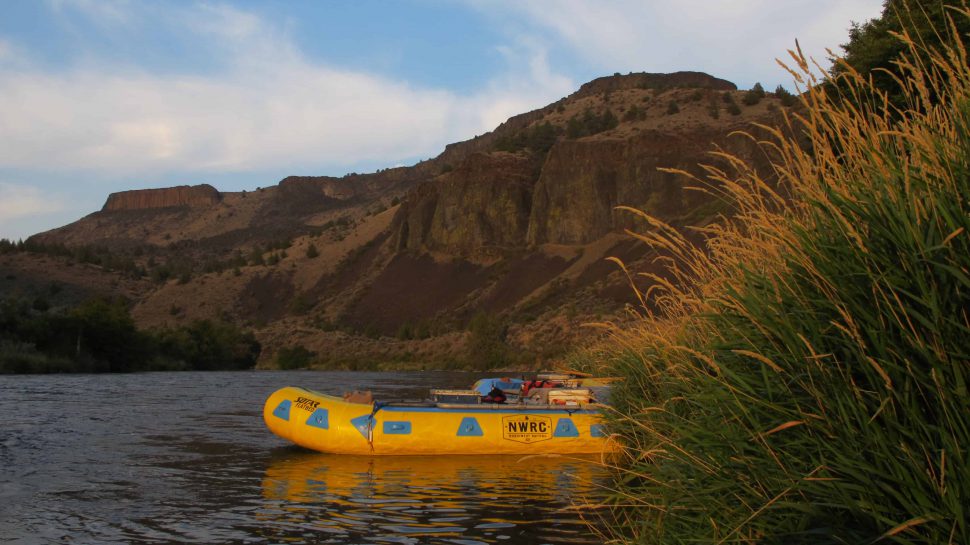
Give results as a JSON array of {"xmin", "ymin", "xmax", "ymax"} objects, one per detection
[{"xmin": 0, "ymin": 0, "xmax": 884, "ymax": 240}]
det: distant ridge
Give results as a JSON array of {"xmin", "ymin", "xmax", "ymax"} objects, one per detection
[
  {"xmin": 103, "ymin": 184, "xmax": 221, "ymax": 211},
  {"xmin": 16, "ymin": 70, "xmax": 793, "ymax": 368}
]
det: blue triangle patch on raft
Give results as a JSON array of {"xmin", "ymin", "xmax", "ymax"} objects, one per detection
[
  {"xmin": 457, "ymin": 417, "xmax": 483, "ymax": 436},
  {"xmin": 306, "ymin": 408, "xmax": 329, "ymax": 429},
  {"xmin": 272, "ymin": 400, "xmax": 292, "ymax": 421},
  {"xmin": 350, "ymin": 414, "xmax": 374, "ymax": 439},
  {"xmin": 554, "ymin": 418, "xmax": 579, "ymax": 437}
]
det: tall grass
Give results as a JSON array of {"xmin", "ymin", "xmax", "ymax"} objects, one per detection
[{"xmin": 599, "ymin": 11, "xmax": 970, "ymax": 544}]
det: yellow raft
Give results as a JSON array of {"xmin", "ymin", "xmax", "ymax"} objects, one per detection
[{"xmin": 263, "ymin": 386, "xmax": 616, "ymax": 455}]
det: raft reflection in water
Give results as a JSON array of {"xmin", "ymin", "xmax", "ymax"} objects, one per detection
[{"xmin": 260, "ymin": 450, "xmax": 611, "ymax": 544}]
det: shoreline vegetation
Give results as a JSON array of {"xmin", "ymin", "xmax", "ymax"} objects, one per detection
[
  {"xmin": 0, "ymin": 280, "xmax": 536, "ymax": 372},
  {"xmin": 0, "ymin": 297, "xmax": 260, "ymax": 373},
  {"xmin": 0, "ymin": 290, "xmax": 530, "ymax": 373},
  {"xmin": 591, "ymin": 4, "xmax": 970, "ymax": 543}
]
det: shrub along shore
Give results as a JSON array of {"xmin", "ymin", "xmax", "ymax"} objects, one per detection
[
  {"xmin": 595, "ymin": 7, "xmax": 970, "ymax": 544},
  {"xmin": 0, "ymin": 297, "xmax": 260, "ymax": 373}
]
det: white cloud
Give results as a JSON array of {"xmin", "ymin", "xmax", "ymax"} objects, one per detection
[
  {"xmin": 0, "ymin": 182, "xmax": 66, "ymax": 220},
  {"xmin": 481, "ymin": 39, "xmax": 575, "ymax": 128},
  {"xmin": 0, "ymin": 3, "xmax": 573, "ymax": 176},
  {"xmin": 0, "ymin": 38, "xmax": 27, "ymax": 68},
  {"xmin": 2, "ymin": 1, "xmax": 886, "ymax": 182},
  {"xmin": 474, "ymin": 0, "xmax": 885, "ymax": 89}
]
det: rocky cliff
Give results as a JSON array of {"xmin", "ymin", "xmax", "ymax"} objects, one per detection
[
  {"xmin": 102, "ymin": 184, "xmax": 221, "ymax": 211},
  {"xmin": 393, "ymin": 79, "xmax": 784, "ymax": 253},
  {"xmin": 571, "ymin": 71, "xmax": 736, "ymax": 98},
  {"xmin": 19, "ymin": 71, "xmax": 794, "ymax": 369},
  {"xmin": 394, "ymin": 152, "xmax": 539, "ymax": 253},
  {"xmin": 527, "ymin": 125, "xmax": 765, "ymax": 244}
]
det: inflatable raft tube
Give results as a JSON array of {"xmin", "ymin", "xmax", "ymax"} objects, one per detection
[{"xmin": 263, "ymin": 386, "xmax": 616, "ymax": 456}]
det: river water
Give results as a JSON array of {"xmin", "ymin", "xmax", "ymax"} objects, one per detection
[{"xmin": 0, "ymin": 371, "xmax": 613, "ymax": 544}]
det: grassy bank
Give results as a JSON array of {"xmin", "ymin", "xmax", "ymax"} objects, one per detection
[{"xmin": 598, "ymin": 13, "xmax": 970, "ymax": 544}]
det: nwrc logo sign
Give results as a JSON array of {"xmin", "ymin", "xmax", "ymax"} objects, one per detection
[{"xmin": 502, "ymin": 414, "xmax": 552, "ymax": 443}]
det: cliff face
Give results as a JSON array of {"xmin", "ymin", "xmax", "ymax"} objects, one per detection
[
  {"xmin": 527, "ymin": 138, "xmax": 623, "ymax": 245},
  {"xmin": 527, "ymin": 127, "xmax": 765, "ymax": 245},
  {"xmin": 394, "ymin": 152, "xmax": 538, "ymax": 253},
  {"xmin": 102, "ymin": 184, "xmax": 221, "ymax": 211},
  {"xmin": 279, "ymin": 176, "xmax": 354, "ymax": 200},
  {"xmin": 278, "ymin": 170, "xmax": 425, "ymax": 201},
  {"xmin": 393, "ymin": 79, "xmax": 784, "ymax": 252}
]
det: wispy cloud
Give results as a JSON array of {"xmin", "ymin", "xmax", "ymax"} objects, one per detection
[
  {"xmin": 479, "ymin": 38, "xmax": 574, "ymax": 129},
  {"xmin": 0, "ymin": 182, "xmax": 67, "ymax": 220},
  {"xmin": 0, "ymin": 37, "xmax": 26, "ymax": 67},
  {"xmin": 471, "ymin": 0, "xmax": 884, "ymax": 89},
  {"xmin": 0, "ymin": 3, "xmax": 573, "ymax": 177}
]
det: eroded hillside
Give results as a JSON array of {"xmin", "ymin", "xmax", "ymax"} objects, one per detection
[{"xmin": 18, "ymin": 72, "xmax": 795, "ymax": 368}]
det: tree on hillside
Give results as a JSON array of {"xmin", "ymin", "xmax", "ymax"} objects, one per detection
[
  {"xmin": 723, "ymin": 92, "xmax": 742, "ymax": 115},
  {"xmin": 494, "ymin": 121, "xmax": 560, "ymax": 154},
  {"xmin": 742, "ymin": 82, "xmax": 765, "ymax": 105},
  {"xmin": 565, "ymin": 108, "xmax": 619, "ymax": 139},
  {"xmin": 833, "ymin": 0, "xmax": 970, "ymax": 106},
  {"xmin": 466, "ymin": 312, "xmax": 509, "ymax": 370},
  {"xmin": 775, "ymin": 84, "xmax": 798, "ymax": 107}
]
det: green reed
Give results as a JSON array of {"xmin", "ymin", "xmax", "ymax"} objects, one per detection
[{"xmin": 598, "ymin": 11, "xmax": 970, "ymax": 544}]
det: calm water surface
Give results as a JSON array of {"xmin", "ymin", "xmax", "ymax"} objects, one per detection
[{"xmin": 0, "ymin": 371, "xmax": 611, "ymax": 544}]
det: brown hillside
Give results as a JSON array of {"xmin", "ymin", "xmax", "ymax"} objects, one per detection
[{"xmin": 18, "ymin": 72, "xmax": 793, "ymax": 368}]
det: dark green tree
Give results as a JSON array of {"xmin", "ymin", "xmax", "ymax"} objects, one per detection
[
  {"xmin": 599, "ymin": 109, "xmax": 619, "ymax": 131},
  {"xmin": 775, "ymin": 84, "xmax": 798, "ymax": 107},
  {"xmin": 155, "ymin": 319, "xmax": 260, "ymax": 370},
  {"xmin": 623, "ymin": 104, "xmax": 646, "ymax": 121},
  {"xmin": 67, "ymin": 298, "xmax": 147, "ymax": 372},
  {"xmin": 529, "ymin": 121, "xmax": 558, "ymax": 152},
  {"xmin": 742, "ymin": 82, "xmax": 766, "ymax": 105},
  {"xmin": 566, "ymin": 115, "xmax": 584, "ymax": 138},
  {"xmin": 466, "ymin": 312, "xmax": 509, "ymax": 370},
  {"xmin": 276, "ymin": 345, "xmax": 314, "ymax": 370},
  {"xmin": 834, "ymin": 0, "xmax": 970, "ymax": 107}
]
